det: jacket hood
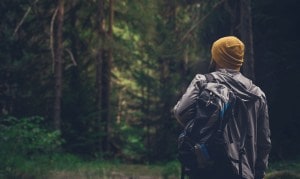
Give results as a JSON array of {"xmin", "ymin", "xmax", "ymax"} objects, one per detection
[{"xmin": 211, "ymin": 69, "xmax": 264, "ymax": 101}]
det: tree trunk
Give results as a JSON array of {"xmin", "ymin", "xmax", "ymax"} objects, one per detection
[
  {"xmin": 155, "ymin": 0, "xmax": 177, "ymax": 159},
  {"xmin": 96, "ymin": 0, "xmax": 114, "ymax": 152},
  {"xmin": 239, "ymin": 0, "xmax": 255, "ymax": 81},
  {"xmin": 227, "ymin": 0, "xmax": 255, "ymax": 80},
  {"xmin": 102, "ymin": 0, "xmax": 114, "ymax": 152},
  {"xmin": 96, "ymin": 0, "xmax": 105, "ymax": 151},
  {"xmin": 53, "ymin": 0, "xmax": 64, "ymax": 130}
]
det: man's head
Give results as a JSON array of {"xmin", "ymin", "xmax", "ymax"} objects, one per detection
[{"xmin": 211, "ymin": 36, "xmax": 245, "ymax": 71}]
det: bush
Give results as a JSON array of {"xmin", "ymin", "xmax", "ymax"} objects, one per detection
[{"xmin": 0, "ymin": 116, "xmax": 63, "ymax": 175}]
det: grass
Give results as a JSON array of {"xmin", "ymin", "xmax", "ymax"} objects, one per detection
[
  {"xmin": 1, "ymin": 154, "xmax": 180, "ymax": 179},
  {"xmin": 266, "ymin": 159, "xmax": 300, "ymax": 179},
  {"xmin": 47, "ymin": 162, "xmax": 179, "ymax": 179},
  {"xmin": 1, "ymin": 154, "xmax": 300, "ymax": 179},
  {"xmin": 48, "ymin": 161, "xmax": 167, "ymax": 179}
]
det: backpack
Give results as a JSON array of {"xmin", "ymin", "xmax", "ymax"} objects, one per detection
[{"xmin": 177, "ymin": 73, "xmax": 248, "ymax": 178}]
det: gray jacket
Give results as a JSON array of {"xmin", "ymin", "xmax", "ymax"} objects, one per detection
[{"xmin": 173, "ymin": 69, "xmax": 271, "ymax": 179}]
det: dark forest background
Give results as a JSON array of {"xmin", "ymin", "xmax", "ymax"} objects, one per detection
[{"xmin": 1, "ymin": 0, "xmax": 300, "ymax": 168}]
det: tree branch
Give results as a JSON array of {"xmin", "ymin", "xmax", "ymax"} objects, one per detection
[
  {"xmin": 50, "ymin": 8, "xmax": 59, "ymax": 73},
  {"xmin": 13, "ymin": 0, "xmax": 39, "ymax": 37},
  {"xmin": 13, "ymin": 7, "xmax": 31, "ymax": 37},
  {"xmin": 65, "ymin": 48, "xmax": 77, "ymax": 69}
]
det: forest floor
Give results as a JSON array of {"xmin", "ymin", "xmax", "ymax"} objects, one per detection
[
  {"xmin": 55, "ymin": 157, "xmax": 299, "ymax": 179},
  {"xmin": 45, "ymin": 170, "xmax": 300, "ymax": 179},
  {"xmin": 19, "ymin": 166, "xmax": 300, "ymax": 179},
  {"xmin": 44, "ymin": 168, "xmax": 300, "ymax": 179},
  {"xmin": 3, "ymin": 155, "xmax": 300, "ymax": 179}
]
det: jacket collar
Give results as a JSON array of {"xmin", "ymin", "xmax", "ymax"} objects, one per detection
[{"xmin": 216, "ymin": 68, "xmax": 240, "ymax": 76}]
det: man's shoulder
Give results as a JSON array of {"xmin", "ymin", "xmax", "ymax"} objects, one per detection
[
  {"xmin": 251, "ymin": 85, "xmax": 267, "ymax": 100},
  {"xmin": 238, "ymin": 74, "xmax": 266, "ymax": 99},
  {"xmin": 212, "ymin": 70, "xmax": 267, "ymax": 100},
  {"xmin": 194, "ymin": 73, "xmax": 207, "ymax": 81},
  {"xmin": 190, "ymin": 74, "xmax": 208, "ymax": 88}
]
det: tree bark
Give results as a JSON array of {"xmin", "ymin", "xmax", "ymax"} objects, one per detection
[
  {"xmin": 239, "ymin": 0, "xmax": 255, "ymax": 81},
  {"xmin": 227, "ymin": 0, "xmax": 255, "ymax": 81},
  {"xmin": 154, "ymin": 0, "xmax": 177, "ymax": 159},
  {"xmin": 102, "ymin": 0, "xmax": 114, "ymax": 152},
  {"xmin": 96, "ymin": 0, "xmax": 105, "ymax": 151},
  {"xmin": 53, "ymin": 0, "xmax": 64, "ymax": 131},
  {"xmin": 96, "ymin": 0, "xmax": 114, "ymax": 152}
]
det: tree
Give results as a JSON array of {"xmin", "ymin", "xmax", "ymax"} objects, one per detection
[
  {"xmin": 95, "ymin": 0, "xmax": 105, "ymax": 152},
  {"xmin": 149, "ymin": 0, "xmax": 180, "ymax": 160},
  {"xmin": 53, "ymin": 0, "xmax": 65, "ymax": 130},
  {"xmin": 95, "ymin": 0, "xmax": 114, "ymax": 152},
  {"xmin": 226, "ymin": 0, "xmax": 255, "ymax": 80}
]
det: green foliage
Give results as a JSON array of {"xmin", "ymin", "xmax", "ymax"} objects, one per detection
[
  {"xmin": 265, "ymin": 171, "xmax": 300, "ymax": 179},
  {"xmin": 266, "ymin": 171, "xmax": 300, "ymax": 179},
  {"xmin": 0, "ymin": 153, "xmax": 82, "ymax": 178},
  {"xmin": 0, "ymin": 116, "xmax": 63, "ymax": 156},
  {"xmin": 0, "ymin": 116, "xmax": 63, "ymax": 176},
  {"xmin": 2, "ymin": 154, "xmax": 300, "ymax": 179},
  {"xmin": 266, "ymin": 158, "xmax": 300, "ymax": 179},
  {"xmin": 0, "ymin": 153, "xmax": 181, "ymax": 179},
  {"xmin": 268, "ymin": 158, "xmax": 300, "ymax": 174},
  {"xmin": 160, "ymin": 161, "xmax": 181, "ymax": 178},
  {"xmin": 113, "ymin": 121, "xmax": 146, "ymax": 161}
]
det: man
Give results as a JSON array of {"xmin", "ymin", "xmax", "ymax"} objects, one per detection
[{"xmin": 173, "ymin": 36, "xmax": 271, "ymax": 179}]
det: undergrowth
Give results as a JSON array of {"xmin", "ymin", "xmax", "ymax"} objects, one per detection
[{"xmin": 1, "ymin": 153, "xmax": 300, "ymax": 179}]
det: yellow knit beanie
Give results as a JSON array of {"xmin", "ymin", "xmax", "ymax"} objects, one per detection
[{"xmin": 211, "ymin": 36, "xmax": 245, "ymax": 71}]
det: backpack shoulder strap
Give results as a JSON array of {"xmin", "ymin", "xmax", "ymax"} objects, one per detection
[
  {"xmin": 235, "ymin": 97, "xmax": 250, "ymax": 177},
  {"xmin": 204, "ymin": 73, "xmax": 216, "ymax": 83}
]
